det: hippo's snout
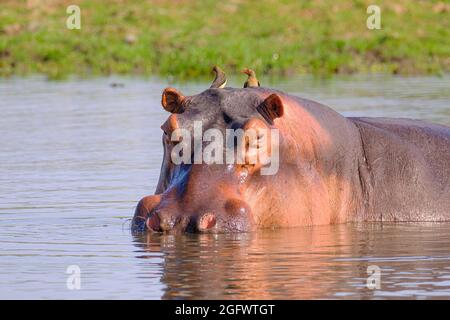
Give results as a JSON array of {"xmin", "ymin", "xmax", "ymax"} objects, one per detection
[
  {"xmin": 131, "ymin": 194, "xmax": 161, "ymax": 233},
  {"xmin": 132, "ymin": 193, "xmax": 253, "ymax": 234},
  {"xmin": 146, "ymin": 211, "xmax": 218, "ymax": 233},
  {"xmin": 154, "ymin": 209, "xmax": 178, "ymax": 232},
  {"xmin": 194, "ymin": 199, "xmax": 254, "ymax": 233},
  {"xmin": 145, "ymin": 209, "xmax": 189, "ymax": 233}
]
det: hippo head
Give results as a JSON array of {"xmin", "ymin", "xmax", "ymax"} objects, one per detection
[{"xmin": 132, "ymin": 69, "xmax": 284, "ymax": 233}]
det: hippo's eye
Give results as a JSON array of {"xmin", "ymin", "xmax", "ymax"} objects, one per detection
[{"xmin": 223, "ymin": 112, "xmax": 233, "ymax": 124}]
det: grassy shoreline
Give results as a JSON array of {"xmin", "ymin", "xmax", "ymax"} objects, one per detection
[{"xmin": 1, "ymin": 0, "xmax": 449, "ymax": 79}]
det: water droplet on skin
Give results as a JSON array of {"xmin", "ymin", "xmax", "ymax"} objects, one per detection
[{"xmin": 239, "ymin": 169, "xmax": 248, "ymax": 184}]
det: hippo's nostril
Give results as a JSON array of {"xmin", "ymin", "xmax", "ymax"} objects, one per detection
[
  {"xmin": 197, "ymin": 212, "xmax": 217, "ymax": 232},
  {"xmin": 185, "ymin": 216, "xmax": 198, "ymax": 233}
]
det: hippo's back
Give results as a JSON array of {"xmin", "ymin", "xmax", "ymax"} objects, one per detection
[{"xmin": 349, "ymin": 117, "xmax": 450, "ymax": 222}]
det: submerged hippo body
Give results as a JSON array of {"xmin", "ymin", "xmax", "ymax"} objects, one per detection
[{"xmin": 132, "ymin": 80, "xmax": 450, "ymax": 233}]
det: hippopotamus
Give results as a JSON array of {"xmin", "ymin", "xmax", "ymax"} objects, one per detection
[{"xmin": 132, "ymin": 68, "xmax": 450, "ymax": 233}]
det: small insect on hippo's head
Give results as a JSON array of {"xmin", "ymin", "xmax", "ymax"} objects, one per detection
[{"xmin": 132, "ymin": 67, "xmax": 284, "ymax": 233}]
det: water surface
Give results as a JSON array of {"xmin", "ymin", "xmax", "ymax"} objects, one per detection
[{"xmin": 0, "ymin": 75, "xmax": 449, "ymax": 299}]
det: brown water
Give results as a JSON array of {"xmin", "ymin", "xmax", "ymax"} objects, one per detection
[{"xmin": 0, "ymin": 75, "xmax": 449, "ymax": 299}]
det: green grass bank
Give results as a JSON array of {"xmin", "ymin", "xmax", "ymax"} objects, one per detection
[{"xmin": 0, "ymin": 0, "xmax": 449, "ymax": 79}]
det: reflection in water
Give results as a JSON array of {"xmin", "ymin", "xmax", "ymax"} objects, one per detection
[
  {"xmin": 0, "ymin": 76, "xmax": 449, "ymax": 299},
  {"xmin": 133, "ymin": 223, "xmax": 450, "ymax": 299}
]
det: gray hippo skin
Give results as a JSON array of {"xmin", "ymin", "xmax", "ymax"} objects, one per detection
[{"xmin": 351, "ymin": 117, "xmax": 450, "ymax": 222}]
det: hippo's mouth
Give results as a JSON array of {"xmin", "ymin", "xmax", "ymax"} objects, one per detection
[
  {"xmin": 142, "ymin": 212, "xmax": 216, "ymax": 234},
  {"xmin": 132, "ymin": 211, "xmax": 251, "ymax": 234}
]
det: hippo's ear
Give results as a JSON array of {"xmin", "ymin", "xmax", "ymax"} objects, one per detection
[
  {"xmin": 161, "ymin": 88, "xmax": 186, "ymax": 113},
  {"xmin": 257, "ymin": 94, "xmax": 284, "ymax": 125}
]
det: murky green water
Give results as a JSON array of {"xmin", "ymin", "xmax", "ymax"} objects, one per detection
[{"xmin": 0, "ymin": 75, "xmax": 449, "ymax": 299}]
